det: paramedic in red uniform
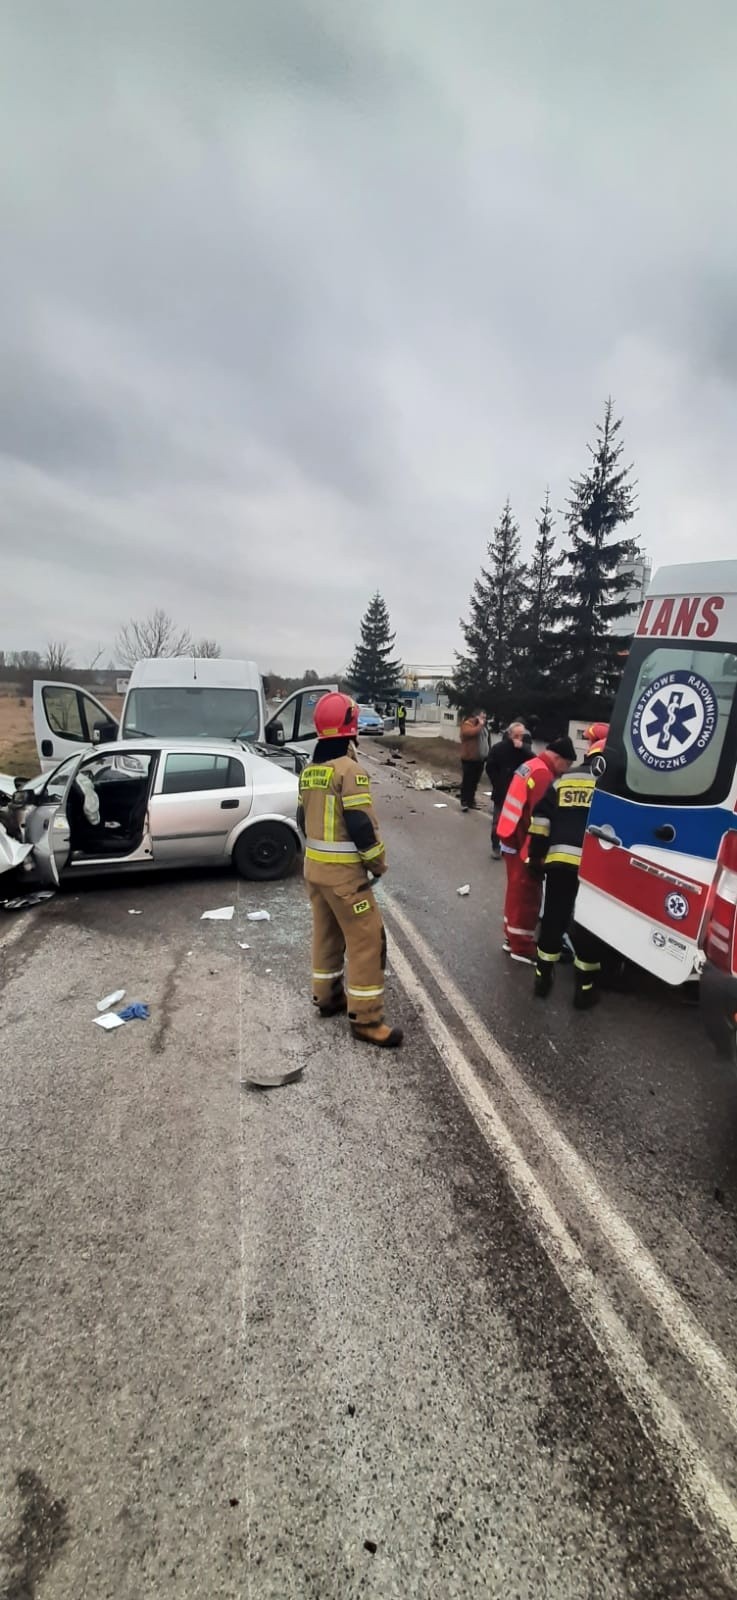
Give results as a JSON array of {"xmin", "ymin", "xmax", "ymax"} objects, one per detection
[{"xmin": 496, "ymin": 736, "xmax": 576, "ymax": 962}]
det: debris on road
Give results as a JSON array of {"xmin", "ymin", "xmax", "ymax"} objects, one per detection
[
  {"xmin": 433, "ymin": 803, "xmax": 448, "ymax": 809},
  {"xmin": 412, "ymin": 769, "xmax": 435, "ymax": 790},
  {"xmin": 201, "ymin": 906, "xmax": 235, "ymax": 921},
  {"xmin": 246, "ymin": 910, "xmax": 271, "ymax": 922},
  {"xmin": 1, "ymin": 890, "xmax": 55, "ymax": 913},
  {"xmin": 457, "ymin": 884, "xmax": 471, "ymax": 897},
  {"xmin": 96, "ymin": 989, "xmax": 126, "ymax": 1013},
  {"xmin": 117, "ymin": 1002, "xmax": 150, "ymax": 1021},
  {"xmin": 128, "ymin": 909, "xmax": 143, "ymax": 916},
  {"xmin": 238, "ymin": 942, "xmax": 251, "ymax": 950},
  {"xmin": 94, "ymin": 1013, "xmax": 126, "ymax": 1031},
  {"xmin": 242, "ymin": 1065, "xmax": 304, "ymax": 1089}
]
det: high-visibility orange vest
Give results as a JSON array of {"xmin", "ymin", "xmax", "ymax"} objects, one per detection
[{"xmin": 496, "ymin": 754, "xmax": 556, "ymax": 857}]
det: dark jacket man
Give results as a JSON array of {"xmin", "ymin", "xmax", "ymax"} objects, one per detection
[{"xmin": 486, "ymin": 721, "xmax": 531, "ymax": 856}]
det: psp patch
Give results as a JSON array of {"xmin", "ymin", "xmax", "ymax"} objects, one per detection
[
  {"xmin": 630, "ymin": 670, "xmax": 717, "ymax": 772},
  {"xmin": 354, "ymin": 773, "xmax": 370, "ymax": 787},
  {"xmin": 353, "ymin": 898, "xmax": 371, "ymax": 916}
]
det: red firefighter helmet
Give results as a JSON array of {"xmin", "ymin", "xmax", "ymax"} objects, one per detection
[
  {"xmin": 314, "ymin": 691, "xmax": 359, "ymax": 740},
  {"xmin": 585, "ymin": 721, "xmax": 609, "ymax": 756}
]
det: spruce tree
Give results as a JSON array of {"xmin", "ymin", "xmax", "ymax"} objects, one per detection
[
  {"xmin": 452, "ymin": 499, "xmax": 527, "ymax": 714},
  {"xmin": 515, "ymin": 490, "xmax": 565, "ymax": 708},
  {"xmin": 559, "ymin": 400, "xmax": 637, "ymax": 711},
  {"xmin": 346, "ymin": 593, "xmax": 402, "ymax": 702}
]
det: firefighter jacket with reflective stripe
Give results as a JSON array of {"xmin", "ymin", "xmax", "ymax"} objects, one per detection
[
  {"xmin": 496, "ymin": 753, "xmax": 558, "ymax": 858},
  {"xmin": 527, "ymin": 757, "xmax": 598, "ymax": 870},
  {"xmin": 298, "ymin": 744, "xmax": 387, "ymax": 886}
]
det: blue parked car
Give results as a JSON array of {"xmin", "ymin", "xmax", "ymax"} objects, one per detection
[{"xmin": 358, "ymin": 705, "xmax": 386, "ymax": 737}]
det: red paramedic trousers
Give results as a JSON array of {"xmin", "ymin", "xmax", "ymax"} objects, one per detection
[{"xmin": 503, "ymin": 852, "xmax": 542, "ymax": 958}]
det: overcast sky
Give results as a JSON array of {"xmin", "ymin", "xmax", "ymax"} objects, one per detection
[{"xmin": 1, "ymin": 1, "xmax": 735, "ymax": 673}]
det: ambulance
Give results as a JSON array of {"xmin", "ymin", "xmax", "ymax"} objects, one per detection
[{"xmin": 576, "ymin": 561, "xmax": 737, "ymax": 1051}]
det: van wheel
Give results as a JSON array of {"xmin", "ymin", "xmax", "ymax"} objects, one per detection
[{"xmin": 233, "ymin": 822, "xmax": 298, "ymax": 881}]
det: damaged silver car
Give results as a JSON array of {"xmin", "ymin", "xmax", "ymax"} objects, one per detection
[{"xmin": 0, "ymin": 738, "xmax": 303, "ymax": 891}]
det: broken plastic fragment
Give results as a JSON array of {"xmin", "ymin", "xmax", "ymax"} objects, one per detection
[
  {"xmin": 238, "ymin": 942, "xmax": 250, "ymax": 950},
  {"xmin": 242, "ymin": 1065, "xmax": 304, "ymax": 1089},
  {"xmin": 94, "ymin": 1013, "xmax": 126, "ymax": 1031},
  {"xmin": 1, "ymin": 890, "xmax": 55, "ymax": 912},
  {"xmin": 128, "ymin": 909, "xmax": 143, "ymax": 916},
  {"xmin": 433, "ymin": 803, "xmax": 448, "ymax": 809},
  {"xmin": 201, "ymin": 906, "xmax": 235, "ymax": 921},
  {"xmin": 457, "ymin": 884, "xmax": 470, "ymax": 896},
  {"xmin": 246, "ymin": 910, "xmax": 270, "ymax": 922},
  {"xmin": 96, "ymin": 989, "xmax": 126, "ymax": 1013}
]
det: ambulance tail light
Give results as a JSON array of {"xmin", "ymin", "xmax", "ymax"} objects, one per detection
[{"xmin": 700, "ymin": 831, "xmax": 737, "ymax": 976}]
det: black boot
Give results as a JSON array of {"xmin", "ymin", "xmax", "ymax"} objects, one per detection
[
  {"xmin": 534, "ymin": 960, "xmax": 554, "ymax": 999},
  {"xmin": 573, "ymin": 969, "xmax": 600, "ymax": 1010},
  {"xmin": 315, "ymin": 992, "xmax": 347, "ymax": 1018}
]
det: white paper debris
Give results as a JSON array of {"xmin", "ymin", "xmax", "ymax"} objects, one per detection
[
  {"xmin": 201, "ymin": 906, "xmax": 235, "ymax": 921},
  {"xmin": 96, "ymin": 989, "xmax": 126, "ymax": 1013},
  {"xmin": 128, "ymin": 909, "xmax": 142, "ymax": 916},
  {"xmin": 238, "ymin": 942, "xmax": 251, "ymax": 950},
  {"xmin": 94, "ymin": 1013, "xmax": 126, "ymax": 1031},
  {"xmin": 457, "ymin": 884, "xmax": 471, "ymax": 897},
  {"xmin": 433, "ymin": 803, "xmax": 448, "ymax": 809},
  {"xmin": 246, "ymin": 910, "xmax": 271, "ymax": 922}
]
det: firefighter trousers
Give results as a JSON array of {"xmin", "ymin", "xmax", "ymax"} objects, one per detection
[
  {"xmin": 307, "ymin": 876, "xmax": 387, "ymax": 1026},
  {"xmin": 537, "ymin": 866, "xmax": 579, "ymax": 966},
  {"xmin": 503, "ymin": 851, "xmax": 542, "ymax": 957},
  {"xmin": 538, "ymin": 866, "xmax": 603, "ymax": 992}
]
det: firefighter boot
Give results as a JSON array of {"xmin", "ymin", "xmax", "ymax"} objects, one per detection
[
  {"xmin": 573, "ymin": 963, "xmax": 600, "ymax": 1011},
  {"xmin": 534, "ymin": 958, "xmax": 555, "ymax": 999},
  {"xmin": 351, "ymin": 1021, "xmax": 404, "ymax": 1049},
  {"xmin": 317, "ymin": 993, "xmax": 348, "ymax": 1017}
]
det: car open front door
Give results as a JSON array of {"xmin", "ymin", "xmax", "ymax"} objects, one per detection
[
  {"xmin": 265, "ymin": 685, "xmax": 337, "ymax": 754},
  {"xmin": 23, "ymin": 800, "xmax": 72, "ymax": 886},
  {"xmin": 33, "ymin": 680, "xmax": 119, "ymax": 771}
]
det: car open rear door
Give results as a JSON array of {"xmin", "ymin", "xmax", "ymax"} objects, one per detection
[{"xmin": 33, "ymin": 680, "xmax": 118, "ymax": 770}]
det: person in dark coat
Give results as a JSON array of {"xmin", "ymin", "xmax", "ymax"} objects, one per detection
[{"xmin": 486, "ymin": 720, "xmax": 531, "ymax": 858}]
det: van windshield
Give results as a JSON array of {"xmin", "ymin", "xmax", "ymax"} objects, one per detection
[
  {"xmin": 122, "ymin": 687, "xmax": 261, "ymax": 742},
  {"xmin": 602, "ymin": 639, "xmax": 737, "ymax": 806}
]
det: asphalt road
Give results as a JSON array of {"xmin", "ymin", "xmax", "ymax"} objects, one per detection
[{"xmin": 2, "ymin": 754, "xmax": 737, "ymax": 1597}]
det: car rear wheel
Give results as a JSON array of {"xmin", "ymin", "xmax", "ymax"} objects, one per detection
[{"xmin": 233, "ymin": 822, "xmax": 298, "ymax": 881}]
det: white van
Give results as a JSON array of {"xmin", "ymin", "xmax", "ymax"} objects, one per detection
[{"xmin": 32, "ymin": 659, "xmax": 337, "ymax": 771}]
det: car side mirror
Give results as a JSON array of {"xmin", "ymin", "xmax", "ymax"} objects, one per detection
[
  {"xmin": 93, "ymin": 720, "xmax": 118, "ymax": 745},
  {"xmin": 266, "ymin": 721, "xmax": 285, "ymax": 747}
]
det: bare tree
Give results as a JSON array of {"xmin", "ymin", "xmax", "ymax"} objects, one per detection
[
  {"xmin": 87, "ymin": 645, "xmax": 103, "ymax": 671},
  {"xmin": 44, "ymin": 641, "xmax": 73, "ymax": 671},
  {"xmin": 10, "ymin": 650, "xmax": 42, "ymax": 670},
  {"xmin": 115, "ymin": 609, "xmax": 192, "ymax": 666},
  {"xmin": 193, "ymin": 638, "xmax": 221, "ymax": 658}
]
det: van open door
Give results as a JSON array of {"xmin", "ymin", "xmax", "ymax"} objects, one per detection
[
  {"xmin": 33, "ymin": 681, "xmax": 119, "ymax": 771},
  {"xmin": 265, "ymin": 685, "xmax": 338, "ymax": 754},
  {"xmin": 699, "ymin": 830, "xmax": 737, "ymax": 1066}
]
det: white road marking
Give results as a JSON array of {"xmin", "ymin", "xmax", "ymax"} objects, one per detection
[
  {"xmin": 384, "ymin": 888, "xmax": 737, "ymax": 1439},
  {"xmin": 387, "ymin": 930, "xmax": 737, "ymax": 1572}
]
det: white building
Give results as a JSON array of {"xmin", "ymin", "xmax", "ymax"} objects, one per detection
[{"xmin": 400, "ymin": 664, "xmax": 454, "ymax": 694}]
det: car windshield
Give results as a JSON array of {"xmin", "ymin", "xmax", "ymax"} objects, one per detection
[{"xmin": 122, "ymin": 687, "xmax": 260, "ymax": 742}]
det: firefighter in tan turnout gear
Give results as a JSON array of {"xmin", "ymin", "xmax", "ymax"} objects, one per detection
[{"xmin": 298, "ymin": 692, "xmax": 403, "ymax": 1049}]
